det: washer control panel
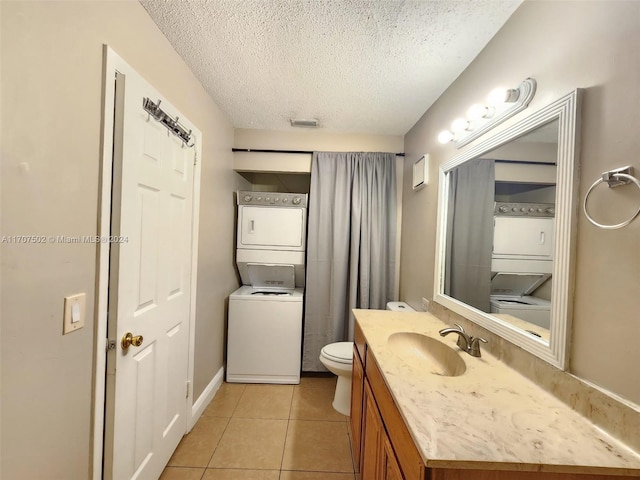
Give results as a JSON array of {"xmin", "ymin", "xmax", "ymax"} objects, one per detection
[
  {"xmin": 237, "ymin": 191, "xmax": 308, "ymax": 208},
  {"xmin": 494, "ymin": 202, "xmax": 555, "ymax": 217}
]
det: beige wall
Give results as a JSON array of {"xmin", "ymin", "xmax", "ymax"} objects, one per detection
[
  {"xmin": 400, "ymin": 0, "xmax": 640, "ymax": 405},
  {"xmin": 234, "ymin": 127, "xmax": 404, "ymax": 173},
  {"xmin": 235, "ymin": 128, "xmax": 404, "ymax": 153},
  {"xmin": 233, "ymin": 127, "xmax": 404, "ymax": 194},
  {"xmin": 0, "ymin": 1, "xmax": 246, "ymax": 478}
]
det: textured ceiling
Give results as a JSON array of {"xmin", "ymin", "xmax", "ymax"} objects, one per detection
[{"xmin": 141, "ymin": 0, "xmax": 523, "ymax": 135}]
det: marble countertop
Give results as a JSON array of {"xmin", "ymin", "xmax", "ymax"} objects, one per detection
[{"xmin": 354, "ymin": 309, "xmax": 640, "ymax": 475}]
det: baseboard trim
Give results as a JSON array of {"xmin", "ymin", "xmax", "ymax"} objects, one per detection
[{"xmin": 189, "ymin": 366, "xmax": 224, "ymax": 430}]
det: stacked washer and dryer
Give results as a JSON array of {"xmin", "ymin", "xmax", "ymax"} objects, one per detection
[
  {"xmin": 489, "ymin": 201, "xmax": 554, "ymax": 328},
  {"xmin": 226, "ymin": 191, "xmax": 308, "ymax": 384}
]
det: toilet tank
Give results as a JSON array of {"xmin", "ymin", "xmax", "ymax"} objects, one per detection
[{"xmin": 386, "ymin": 302, "xmax": 415, "ymax": 312}]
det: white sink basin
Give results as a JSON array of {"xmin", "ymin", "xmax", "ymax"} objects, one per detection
[{"xmin": 387, "ymin": 332, "xmax": 467, "ymax": 377}]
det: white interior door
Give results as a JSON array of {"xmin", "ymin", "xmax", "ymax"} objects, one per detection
[{"xmin": 104, "ymin": 69, "xmax": 195, "ymax": 480}]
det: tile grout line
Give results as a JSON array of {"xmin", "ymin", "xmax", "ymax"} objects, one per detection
[
  {"xmin": 346, "ymin": 418, "xmax": 358, "ymax": 479},
  {"xmin": 204, "ymin": 383, "xmax": 246, "ymax": 471},
  {"xmin": 198, "ymin": 463, "xmax": 207, "ymax": 480},
  {"xmin": 278, "ymin": 383, "xmax": 298, "ymax": 479},
  {"xmin": 204, "ymin": 415, "xmax": 231, "ymax": 470},
  {"xmin": 229, "ymin": 383, "xmax": 247, "ymax": 418}
]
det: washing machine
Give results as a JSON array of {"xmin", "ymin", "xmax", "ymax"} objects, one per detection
[
  {"xmin": 227, "ymin": 285, "xmax": 303, "ymax": 384},
  {"xmin": 489, "ymin": 272, "xmax": 551, "ymax": 328}
]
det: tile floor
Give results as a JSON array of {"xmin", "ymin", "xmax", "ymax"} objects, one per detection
[{"xmin": 160, "ymin": 376, "xmax": 356, "ymax": 480}]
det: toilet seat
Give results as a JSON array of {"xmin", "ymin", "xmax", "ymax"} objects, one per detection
[{"xmin": 320, "ymin": 342, "xmax": 353, "ymax": 364}]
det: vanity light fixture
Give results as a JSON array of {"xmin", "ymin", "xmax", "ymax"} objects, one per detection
[{"xmin": 437, "ymin": 78, "xmax": 537, "ymax": 148}]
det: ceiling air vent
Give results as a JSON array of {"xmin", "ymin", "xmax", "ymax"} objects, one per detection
[{"xmin": 290, "ymin": 118, "xmax": 319, "ymax": 128}]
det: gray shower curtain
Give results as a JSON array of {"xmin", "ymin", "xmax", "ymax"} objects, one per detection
[
  {"xmin": 302, "ymin": 152, "xmax": 397, "ymax": 371},
  {"xmin": 444, "ymin": 158, "xmax": 495, "ymax": 312}
]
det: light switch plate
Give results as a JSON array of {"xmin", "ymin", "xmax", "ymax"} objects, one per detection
[{"xmin": 63, "ymin": 293, "xmax": 86, "ymax": 334}]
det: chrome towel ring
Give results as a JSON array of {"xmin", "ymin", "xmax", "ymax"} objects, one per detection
[{"xmin": 583, "ymin": 166, "xmax": 640, "ymax": 229}]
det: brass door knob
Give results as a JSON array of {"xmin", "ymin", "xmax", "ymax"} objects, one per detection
[{"xmin": 121, "ymin": 332, "xmax": 144, "ymax": 350}]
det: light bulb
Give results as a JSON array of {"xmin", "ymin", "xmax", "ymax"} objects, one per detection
[
  {"xmin": 451, "ymin": 118, "xmax": 469, "ymax": 133},
  {"xmin": 488, "ymin": 87, "xmax": 520, "ymax": 105},
  {"xmin": 437, "ymin": 130, "xmax": 453, "ymax": 144},
  {"xmin": 467, "ymin": 104, "xmax": 488, "ymax": 121},
  {"xmin": 488, "ymin": 88, "xmax": 508, "ymax": 106}
]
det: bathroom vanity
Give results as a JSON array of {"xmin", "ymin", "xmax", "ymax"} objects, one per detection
[{"xmin": 349, "ymin": 309, "xmax": 640, "ymax": 480}]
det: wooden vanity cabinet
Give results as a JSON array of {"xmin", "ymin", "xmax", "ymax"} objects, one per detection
[
  {"xmin": 350, "ymin": 323, "xmax": 634, "ymax": 480},
  {"xmin": 351, "ymin": 320, "xmax": 426, "ymax": 480}
]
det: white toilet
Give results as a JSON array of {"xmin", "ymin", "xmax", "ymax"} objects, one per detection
[
  {"xmin": 319, "ymin": 301, "xmax": 415, "ymax": 416},
  {"xmin": 319, "ymin": 342, "xmax": 353, "ymax": 415}
]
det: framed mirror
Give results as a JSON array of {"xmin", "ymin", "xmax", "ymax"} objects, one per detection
[{"xmin": 434, "ymin": 90, "xmax": 582, "ymax": 369}]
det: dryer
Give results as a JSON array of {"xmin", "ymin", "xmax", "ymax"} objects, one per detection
[
  {"xmin": 236, "ymin": 191, "xmax": 307, "ymax": 251},
  {"xmin": 236, "ymin": 191, "xmax": 307, "ymax": 288},
  {"xmin": 492, "ymin": 202, "xmax": 554, "ymax": 274}
]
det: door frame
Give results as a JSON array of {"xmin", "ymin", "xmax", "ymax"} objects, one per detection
[{"xmin": 92, "ymin": 45, "xmax": 202, "ymax": 480}]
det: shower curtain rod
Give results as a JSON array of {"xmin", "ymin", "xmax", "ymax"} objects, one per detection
[
  {"xmin": 232, "ymin": 148, "xmax": 405, "ymax": 157},
  {"xmin": 230, "ymin": 149, "xmax": 555, "ymax": 164}
]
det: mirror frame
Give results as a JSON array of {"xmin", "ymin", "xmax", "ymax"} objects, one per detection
[{"xmin": 434, "ymin": 89, "xmax": 582, "ymax": 370}]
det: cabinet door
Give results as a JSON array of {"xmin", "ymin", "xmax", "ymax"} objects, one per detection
[
  {"xmin": 382, "ymin": 436, "xmax": 404, "ymax": 480},
  {"xmin": 350, "ymin": 347, "xmax": 365, "ymax": 473},
  {"xmin": 361, "ymin": 382, "xmax": 384, "ymax": 480},
  {"xmin": 362, "ymin": 380, "xmax": 406, "ymax": 480}
]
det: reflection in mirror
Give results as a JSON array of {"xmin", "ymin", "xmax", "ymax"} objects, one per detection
[
  {"xmin": 435, "ymin": 90, "xmax": 581, "ymax": 369},
  {"xmin": 444, "ymin": 120, "xmax": 558, "ymax": 344}
]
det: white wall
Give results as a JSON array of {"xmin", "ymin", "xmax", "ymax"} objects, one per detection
[
  {"xmin": 400, "ymin": 0, "xmax": 640, "ymax": 405},
  {"xmin": 0, "ymin": 1, "xmax": 245, "ymax": 478}
]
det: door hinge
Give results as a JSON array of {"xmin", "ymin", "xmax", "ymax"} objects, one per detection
[
  {"xmin": 186, "ymin": 381, "xmax": 191, "ymax": 398},
  {"xmin": 193, "ymin": 151, "xmax": 198, "ymax": 166},
  {"xmin": 107, "ymin": 339, "xmax": 117, "ymax": 351}
]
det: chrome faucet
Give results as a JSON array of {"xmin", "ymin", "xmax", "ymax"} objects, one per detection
[
  {"xmin": 439, "ymin": 323, "xmax": 487, "ymax": 358},
  {"xmin": 439, "ymin": 323, "xmax": 471, "ymax": 350}
]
